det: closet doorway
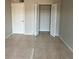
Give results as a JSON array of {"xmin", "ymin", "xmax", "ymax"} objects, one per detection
[
  {"xmin": 34, "ymin": 4, "xmax": 58, "ymax": 37},
  {"xmin": 39, "ymin": 5, "xmax": 51, "ymax": 32}
]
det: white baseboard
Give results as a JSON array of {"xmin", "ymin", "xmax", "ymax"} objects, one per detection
[
  {"xmin": 59, "ymin": 36, "xmax": 73, "ymax": 53},
  {"xmin": 24, "ymin": 33, "xmax": 33, "ymax": 35},
  {"xmin": 5, "ymin": 33, "xmax": 13, "ymax": 39},
  {"xmin": 5, "ymin": 33, "xmax": 34, "ymax": 39},
  {"xmin": 12, "ymin": 33, "xmax": 25, "ymax": 35},
  {"xmin": 12, "ymin": 32, "xmax": 34, "ymax": 35},
  {"xmin": 12, "ymin": 32, "xmax": 33, "ymax": 35}
]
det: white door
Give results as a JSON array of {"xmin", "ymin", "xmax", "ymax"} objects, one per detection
[
  {"xmin": 34, "ymin": 4, "xmax": 40, "ymax": 36},
  {"xmin": 50, "ymin": 4, "xmax": 57, "ymax": 37},
  {"xmin": 12, "ymin": 3, "xmax": 25, "ymax": 34},
  {"xmin": 39, "ymin": 5, "xmax": 51, "ymax": 31}
]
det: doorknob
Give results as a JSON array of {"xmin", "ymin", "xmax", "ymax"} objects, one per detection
[{"xmin": 21, "ymin": 20, "xmax": 24, "ymax": 22}]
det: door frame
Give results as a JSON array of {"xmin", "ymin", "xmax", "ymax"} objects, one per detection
[
  {"xmin": 50, "ymin": 4, "xmax": 57, "ymax": 37},
  {"xmin": 34, "ymin": 3, "xmax": 59, "ymax": 37},
  {"xmin": 34, "ymin": 4, "xmax": 40, "ymax": 36}
]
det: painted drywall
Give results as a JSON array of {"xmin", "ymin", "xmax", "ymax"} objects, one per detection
[
  {"xmin": 60, "ymin": 0, "xmax": 73, "ymax": 49},
  {"xmin": 39, "ymin": 5, "xmax": 51, "ymax": 31},
  {"xmin": 5, "ymin": 0, "xmax": 12, "ymax": 38},
  {"xmin": 24, "ymin": 0, "xmax": 60, "ymax": 35},
  {"xmin": 24, "ymin": 1, "xmax": 35, "ymax": 35}
]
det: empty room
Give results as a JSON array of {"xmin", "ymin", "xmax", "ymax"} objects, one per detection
[{"xmin": 5, "ymin": 0, "xmax": 73, "ymax": 59}]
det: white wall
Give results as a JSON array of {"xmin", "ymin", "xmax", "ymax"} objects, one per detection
[
  {"xmin": 60, "ymin": 0, "xmax": 73, "ymax": 49},
  {"xmin": 24, "ymin": 1, "xmax": 35, "ymax": 35},
  {"xmin": 24, "ymin": 0, "xmax": 60, "ymax": 35},
  {"xmin": 5, "ymin": 0, "xmax": 12, "ymax": 38},
  {"xmin": 39, "ymin": 5, "xmax": 51, "ymax": 31}
]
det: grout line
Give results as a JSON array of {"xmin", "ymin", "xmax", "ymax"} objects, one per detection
[{"xmin": 30, "ymin": 48, "xmax": 34, "ymax": 59}]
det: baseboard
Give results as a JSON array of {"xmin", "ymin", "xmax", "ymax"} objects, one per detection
[
  {"xmin": 12, "ymin": 33, "xmax": 33, "ymax": 35},
  {"xmin": 12, "ymin": 33, "xmax": 25, "ymax": 35},
  {"xmin": 24, "ymin": 33, "xmax": 33, "ymax": 35},
  {"xmin": 5, "ymin": 33, "xmax": 13, "ymax": 39},
  {"xmin": 59, "ymin": 36, "xmax": 73, "ymax": 53},
  {"xmin": 5, "ymin": 33, "xmax": 34, "ymax": 39}
]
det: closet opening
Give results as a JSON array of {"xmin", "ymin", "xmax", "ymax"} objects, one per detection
[{"xmin": 39, "ymin": 5, "xmax": 51, "ymax": 34}]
